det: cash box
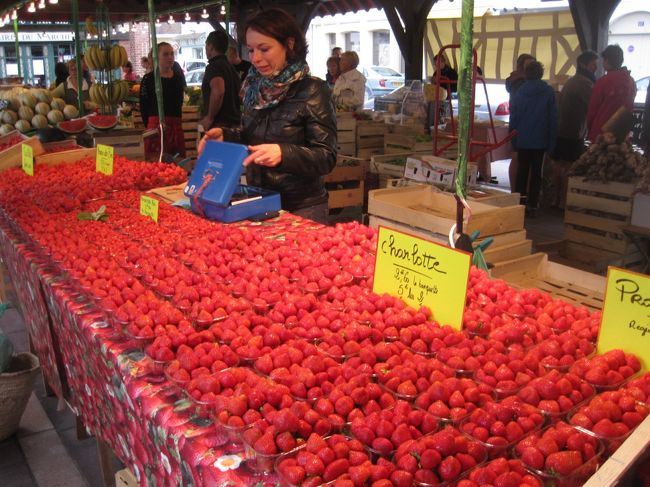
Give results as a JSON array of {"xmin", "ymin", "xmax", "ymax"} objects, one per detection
[{"xmin": 184, "ymin": 140, "xmax": 281, "ymax": 223}]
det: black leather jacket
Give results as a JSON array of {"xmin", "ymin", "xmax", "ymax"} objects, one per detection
[{"xmin": 227, "ymin": 77, "xmax": 337, "ymax": 211}]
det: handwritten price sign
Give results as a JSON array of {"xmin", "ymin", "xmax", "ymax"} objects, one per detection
[
  {"xmin": 96, "ymin": 144, "xmax": 114, "ymax": 175},
  {"xmin": 22, "ymin": 144, "xmax": 34, "ymax": 176},
  {"xmin": 598, "ymin": 267, "xmax": 650, "ymax": 370},
  {"xmin": 140, "ymin": 195, "xmax": 159, "ymax": 223},
  {"xmin": 373, "ymin": 226, "xmax": 471, "ymax": 330}
]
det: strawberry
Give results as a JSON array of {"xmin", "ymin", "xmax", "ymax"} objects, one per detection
[
  {"xmin": 323, "ymin": 458, "xmax": 350, "ymax": 482},
  {"xmin": 419, "ymin": 448, "xmax": 442, "ymax": 470},
  {"xmin": 438, "ymin": 456, "xmax": 462, "ymax": 481},
  {"xmin": 253, "ymin": 431, "xmax": 277, "ymax": 454},
  {"xmin": 282, "ymin": 465, "xmax": 306, "ymax": 485},
  {"xmin": 545, "ymin": 450, "xmax": 583, "ymax": 476},
  {"xmin": 390, "ymin": 470, "xmax": 414, "ymax": 487}
]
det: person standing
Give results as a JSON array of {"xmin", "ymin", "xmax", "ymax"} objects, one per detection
[
  {"xmin": 226, "ymin": 46, "xmax": 252, "ymax": 83},
  {"xmin": 331, "ymin": 47, "xmax": 342, "ymax": 58},
  {"xmin": 140, "ymin": 42, "xmax": 186, "ymax": 160},
  {"xmin": 200, "ymin": 31, "xmax": 242, "ymax": 133},
  {"xmin": 586, "ymin": 44, "xmax": 636, "ymax": 142},
  {"xmin": 332, "ymin": 51, "xmax": 366, "ymax": 110},
  {"xmin": 141, "ymin": 56, "xmax": 151, "ymax": 74},
  {"xmin": 63, "ymin": 59, "xmax": 90, "ymax": 108},
  {"xmin": 122, "ymin": 61, "xmax": 137, "ymax": 81},
  {"xmin": 325, "ymin": 56, "xmax": 340, "ymax": 89},
  {"xmin": 198, "ymin": 8, "xmax": 336, "ymax": 224},
  {"xmin": 432, "ymin": 53, "xmax": 458, "ymax": 94},
  {"xmin": 551, "ymin": 50, "xmax": 599, "ymax": 208},
  {"xmin": 509, "ymin": 61, "xmax": 557, "ymax": 216}
]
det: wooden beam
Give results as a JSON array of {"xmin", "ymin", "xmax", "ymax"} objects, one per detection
[{"xmin": 569, "ymin": 0, "xmax": 620, "ymax": 55}]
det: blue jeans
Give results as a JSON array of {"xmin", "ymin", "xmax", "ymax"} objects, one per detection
[{"xmin": 291, "ymin": 203, "xmax": 329, "ymax": 225}]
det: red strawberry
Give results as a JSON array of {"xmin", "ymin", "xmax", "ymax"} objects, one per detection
[
  {"xmin": 545, "ymin": 450, "xmax": 583, "ymax": 476},
  {"xmin": 390, "ymin": 470, "xmax": 414, "ymax": 487},
  {"xmin": 439, "ymin": 456, "xmax": 462, "ymax": 481},
  {"xmin": 254, "ymin": 432, "xmax": 277, "ymax": 454},
  {"xmin": 283, "ymin": 465, "xmax": 306, "ymax": 485},
  {"xmin": 323, "ymin": 458, "xmax": 350, "ymax": 482}
]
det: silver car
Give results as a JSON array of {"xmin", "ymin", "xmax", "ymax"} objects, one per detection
[{"xmin": 361, "ymin": 66, "xmax": 405, "ymax": 96}]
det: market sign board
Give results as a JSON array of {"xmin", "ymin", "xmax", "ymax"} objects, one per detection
[
  {"xmin": 140, "ymin": 195, "xmax": 159, "ymax": 223},
  {"xmin": 598, "ymin": 267, "xmax": 650, "ymax": 370},
  {"xmin": 373, "ymin": 226, "xmax": 471, "ymax": 330},
  {"xmin": 96, "ymin": 144, "xmax": 114, "ymax": 175},
  {"xmin": 22, "ymin": 144, "xmax": 34, "ymax": 176}
]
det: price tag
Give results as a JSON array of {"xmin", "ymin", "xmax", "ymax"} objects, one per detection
[
  {"xmin": 373, "ymin": 226, "xmax": 471, "ymax": 330},
  {"xmin": 140, "ymin": 195, "xmax": 159, "ymax": 223},
  {"xmin": 598, "ymin": 267, "xmax": 650, "ymax": 370},
  {"xmin": 22, "ymin": 144, "xmax": 34, "ymax": 176},
  {"xmin": 96, "ymin": 144, "xmax": 114, "ymax": 175}
]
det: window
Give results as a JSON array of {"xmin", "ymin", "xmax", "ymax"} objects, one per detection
[
  {"xmin": 344, "ymin": 32, "xmax": 360, "ymax": 53},
  {"xmin": 193, "ymin": 47, "xmax": 204, "ymax": 59},
  {"xmin": 5, "ymin": 46, "xmax": 18, "ymax": 76},
  {"xmin": 327, "ymin": 33, "xmax": 336, "ymax": 52},
  {"xmin": 372, "ymin": 30, "xmax": 390, "ymax": 66}
]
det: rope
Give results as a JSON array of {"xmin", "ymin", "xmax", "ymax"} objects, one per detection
[{"xmin": 191, "ymin": 173, "xmax": 214, "ymax": 218}]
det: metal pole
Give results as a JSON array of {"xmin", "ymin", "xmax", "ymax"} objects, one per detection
[
  {"xmin": 455, "ymin": 0, "xmax": 474, "ymax": 202},
  {"xmin": 147, "ymin": 0, "xmax": 165, "ymax": 161},
  {"xmin": 71, "ymin": 0, "xmax": 84, "ymax": 115},
  {"xmin": 13, "ymin": 17, "xmax": 21, "ymax": 80},
  {"xmin": 225, "ymin": 0, "xmax": 230, "ymax": 34}
]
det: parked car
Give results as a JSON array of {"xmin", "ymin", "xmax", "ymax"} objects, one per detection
[
  {"xmin": 185, "ymin": 69, "xmax": 204, "ymax": 87},
  {"xmin": 180, "ymin": 59, "xmax": 207, "ymax": 73},
  {"xmin": 450, "ymin": 82, "xmax": 510, "ymax": 123},
  {"xmin": 361, "ymin": 66, "xmax": 404, "ymax": 96},
  {"xmin": 635, "ymin": 75, "xmax": 649, "ymax": 106}
]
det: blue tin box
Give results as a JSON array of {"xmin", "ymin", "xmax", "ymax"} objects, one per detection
[{"xmin": 183, "ymin": 140, "xmax": 281, "ymax": 223}]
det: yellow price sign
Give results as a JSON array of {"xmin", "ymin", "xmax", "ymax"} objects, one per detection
[
  {"xmin": 140, "ymin": 195, "xmax": 159, "ymax": 223},
  {"xmin": 22, "ymin": 144, "xmax": 34, "ymax": 176},
  {"xmin": 373, "ymin": 226, "xmax": 471, "ymax": 330},
  {"xmin": 96, "ymin": 144, "xmax": 114, "ymax": 175},
  {"xmin": 598, "ymin": 267, "xmax": 650, "ymax": 370}
]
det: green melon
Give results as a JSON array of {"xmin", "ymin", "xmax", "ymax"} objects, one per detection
[
  {"xmin": 47, "ymin": 110, "xmax": 64, "ymax": 125},
  {"xmin": 15, "ymin": 120, "xmax": 31, "ymax": 132},
  {"xmin": 31, "ymin": 114, "xmax": 48, "ymax": 129},
  {"xmin": 1, "ymin": 110, "xmax": 17, "ymax": 125},
  {"xmin": 7, "ymin": 97, "xmax": 21, "ymax": 111},
  {"xmin": 18, "ymin": 106, "xmax": 34, "ymax": 121},
  {"xmin": 35, "ymin": 89, "xmax": 52, "ymax": 104},
  {"xmin": 35, "ymin": 102, "xmax": 50, "ymax": 115},
  {"xmin": 19, "ymin": 92, "xmax": 37, "ymax": 108},
  {"xmin": 0, "ymin": 124, "xmax": 14, "ymax": 135},
  {"xmin": 50, "ymin": 98, "xmax": 65, "ymax": 111},
  {"xmin": 63, "ymin": 105, "xmax": 79, "ymax": 120}
]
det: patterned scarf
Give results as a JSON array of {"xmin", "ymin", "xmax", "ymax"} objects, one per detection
[{"xmin": 242, "ymin": 60, "xmax": 309, "ymax": 110}]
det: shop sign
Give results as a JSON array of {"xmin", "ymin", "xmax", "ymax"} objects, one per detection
[
  {"xmin": 140, "ymin": 195, "xmax": 159, "ymax": 223},
  {"xmin": 373, "ymin": 226, "xmax": 471, "ymax": 330},
  {"xmin": 95, "ymin": 144, "xmax": 113, "ymax": 175},
  {"xmin": 598, "ymin": 267, "xmax": 650, "ymax": 369},
  {"xmin": 0, "ymin": 32, "xmax": 74, "ymax": 43},
  {"xmin": 22, "ymin": 144, "xmax": 34, "ymax": 176}
]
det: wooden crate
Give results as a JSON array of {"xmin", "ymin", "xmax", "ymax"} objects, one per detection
[
  {"xmin": 41, "ymin": 139, "xmax": 82, "ymax": 153},
  {"xmin": 182, "ymin": 105, "xmax": 200, "ymax": 158},
  {"xmin": 115, "ymin": 468, "xmax": 138, "ymax": 487},
  {"xmin": 564, "ymin": 177, "xmax": 640, "ymax": 264},
  {"xmin": 490, "ymin": 252, "xmax": 605, "ymax": 311},
  {"xmin": 0, "ymin": 133, "xmax": 45, "ymax": 172},
  {"xmin": 325, "ymin": 156, "xmax": 365, "ymax": 209},
  {"xmin": 538, "ymin": 239, "xmax": 643, "ymax": 275},
  {"xmin": 35, "ymin": 148, "xmax": 97, "ymax": 166},
  {"xmin": 356, "ymin": 147, "xmax": 384, "ymax": 160},
  {"xmin": 355, "ymin": 121, "xmax": 386, "ymax": 150},
  {"xmin": 93, "ymin": 129, "xmax": 144, "ymax": 161},
  {"xmin": 384, "ymin": 133, "xmax": 432, "ymax": 154}
]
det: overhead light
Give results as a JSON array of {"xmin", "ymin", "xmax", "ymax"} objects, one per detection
[
  {"xmin": 167, "ymin": 13, "xmax": 175, "ymax": 24},
  {"xmin": 0, "ymin": 17, "xmax": 4, "ymax": 27},
  {"xmin": 184, "ymin": 11, "xmax": 190, "ymax": 21},
  {"xmin": 156, "ymin": 17, "xmax": 160, "ymax": 24},
  {"xmin": 111, "ymin": 27, "xmax": 116, "ymax": 35},
  {"xmin": 12, "ymin": 9, "xmax": 18, "ymax": 20},
  {"xmin": 38, "ymin": 0, "xmax": 45, "ymax": 9},
  {"xmin": 220, "ymin": 4, "xmax": 226, "ymax": 15},
  {"xmin": 201, "ymin": 8, "xmax": 209, "ymax": 19},
  {"xmin": 27, "ymin": 2, "xmax": 36, "ymax": 13},
  {"xmin": 49, "ymin": 0, "xmax": 58, "ymax": 4}
]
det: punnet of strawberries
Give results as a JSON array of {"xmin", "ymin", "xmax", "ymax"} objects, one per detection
[{"xmin": 0, "ymin": 156, "xmax": 647, "ymax": 486}]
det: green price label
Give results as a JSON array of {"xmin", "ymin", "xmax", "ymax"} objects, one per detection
[
  {"xmin": 96, "ymin": 144, "xmax": 114, "ymax": 175},
  {"xmin": 140, "ymin": 195, "xmax": 159, "ymax": 223},
  {"xmin": 22, "ymin": 144, "xmax": 34, "ymax": 176}
]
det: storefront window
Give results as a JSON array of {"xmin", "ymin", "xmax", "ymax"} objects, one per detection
[
  {"xmin": 5, "ymin": 46, "xmax": 18, "ymax": 76},
  {"xmin": 344, "ymin": 32, "xmax": 360, "ymax": 53},
  {"xmin": 57, "ymin": 44, "xmax": 72, "ymax": 62},
  {"xmin": 327, "ymin": 33, "xmax": 336, "ymax": 53},
  {"xmin": 31, "ymin": 46, "xmax": 46, "ymax": 86},
  {"xmin": 372, "ymin": 30, "xmax": 390, "ymax": 66}
]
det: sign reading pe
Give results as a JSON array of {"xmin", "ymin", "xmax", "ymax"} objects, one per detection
[
  {"xmin": 140, "ymin": 195, "xmax": 159, "ymax": 223},
  {"xmin": 373, "ymin": 226, "xmax": 471, "ymax": 330},
  {"xmin": 598, "ymin": 267, "xmax": 650, "ymax": 370}
]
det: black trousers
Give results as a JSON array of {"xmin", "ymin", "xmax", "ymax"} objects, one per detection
[{"xmin": 516, "ymin": 148, "xmax": 545, "ymax": 208}]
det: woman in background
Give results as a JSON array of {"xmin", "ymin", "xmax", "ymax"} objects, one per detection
[
  {"xmin": 122, "ymin": 61, "xmax": 137, "ymax": 82},
  {"xmin": 325, "ymin": 56, "xmax": 340, "ymax": 89}
]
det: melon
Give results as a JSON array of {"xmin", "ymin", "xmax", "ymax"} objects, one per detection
[
  {"xmin": 31, "ymin": 114, "xmax": 48, "ymax": 129},
  {"xmin": 63, "ymin": 105, "xmax": 79, "ymax": 120},
  {"xmin": 51, "ymin": 83, "xmax": 65, "ymax": 99},
  {"xmin": 87, "ymin": 114, "xmax": 118, "ymax": 130},
  {"xmin": 1, "ymin": 110, "xmax": 17, "ymax": 125},
  {"xmin": 0, "ymin": 124, "xmax": 14, "ymax": 135},
  {"xmin": 58, "ymin": 118, "xmax": 87, "ymax": 134},
  {"xmin": 47, "ymin": 110, "xmax": 64, "ymax": 125},
  {"xmin": 50, "ymin": 98, "xmax": 65, "ymax": 111},
  {"xmin": 15, "ymin": 120, "xmax": 31, "ymax": 133},
  {"xmin": 19, "ymin": 92, "xmax": 37, "ymax": 108},
  {"xmin": 18, "ymin": 106, "xmax": 34, "ymax": 121},
  {"xmin": 7, "ymin": 97, "xmax": 21, "ymax": 111},
  {"xmin": 35, "ymin": 102, "xmax": 50, "ymax": 115},
  {"xmin": 35, "ymin": 89, "xmax": 52, "ymax": 104}
]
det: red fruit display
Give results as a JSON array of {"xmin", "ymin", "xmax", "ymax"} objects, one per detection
[
  {"xmin": 459, "ymin": 458, "xmax": 543, "ymax": 487},
  {"xmin": 413, "ymin": 376, "xmax": 493, "ymax": 423},
  {"xmin": 569, "ymin": 349, "xmax": 641, "ymax": 389},
  {"xmin": 58, "ymin": 118, "xmax": 88, "ymax": 134},
  {"xmin": 516, "ymin": 370, "xmax": 595, "ymax": 417},
  {"xmin": 87, "ymin": 114, "xmax": 118, "ymax": 130}
]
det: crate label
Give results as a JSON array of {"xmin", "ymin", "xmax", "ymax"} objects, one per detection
[
  {"xmin": 373, "ymin": 226, "xmax": 471, "ymax": 330},
  {"xmin": 22, "ymin": 144, "xmax": 34, "ymax": 176},
  {"xmin": 140, "ymin": 195, "xmax": 159, "ymax": 223},
  {"xmin": 96, "ymin": 144, "xmax": 114, "ymax": 175},
  {"xmin": 598, "ymin": 267, "xmax": 650, "ymax": 370}
]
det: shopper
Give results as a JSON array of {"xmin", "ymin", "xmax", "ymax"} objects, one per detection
[
  {"xmin": 141, "ymin": 56, "xmax": 151, "ymax": 74},
  {"xmin": 432, "ymin": 53, "xmax": 458, "ymax": 94},
  {"xmin": 332, "ymin": 51, "xmax": 366, "ymax": 110},
  {"xmin": 550, "ymin": 50, "xmax": 598, "ymax": 208},
  {"xmin": 200, "ymin": 31, "xmax": 242, "ymax": 132},
  {"xmin": 325, "ymin": 56, "xmax": 340, "ymax": 89},
  {"xmin": 509, "ymin": 61, "xmax": 557, "ymax": 216},
  {"xmin": 586, "ymin": 44, "xmax": 637, "ymax": 142},
  {"xmin": 198, "ymin": 8, "xmax": 336, "ymax": 224},
  {"xmin": 63, "ymin": 59, "xmax": 90, "ymax": 108},
  {"xmin": 226, "ymin": 46, "xmax": 252, "ymax": 83},
  {"xmin": 122, "ymin": 61, "xmax": 137, "ymax": 82},
  {"xmin": 139, "ymin": 42, "xmax": 186, "ymax": 160},
  {"xmin": 331, "ymin": 47, "xmax": 342, "ymax": 58},
  {"xmin": 52, "ymin": 62, "xmax": 68, "ymax": 88}
]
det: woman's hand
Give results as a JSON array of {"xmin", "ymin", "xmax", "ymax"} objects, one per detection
[
  {"xmin": 197, "ymin": 127, "xmax": 224, "ymax": 155},
  {"xmin": 243, "ymin": 144, "xmax": 282, "ymax": 167}
]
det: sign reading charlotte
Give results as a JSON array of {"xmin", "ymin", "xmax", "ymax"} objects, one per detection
[
  {"xmin": 373, "ymin": 226, "xmax": 471, "ymax": 330},
  {"xmin": 598, "ymin": 267, "xmax": 650, "ymax": 370}
]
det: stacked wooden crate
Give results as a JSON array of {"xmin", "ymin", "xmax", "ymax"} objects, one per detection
[
  {"xmin": 182, "ymin": 106, "xmax": 200, "ymax": 159},
  {"xmin": 355, "ymin": 121, "xmax": 386, "ymax": 159},
  {"xmin": 336, "ymin": 113, "xmax": 356, "ymax": 156},
  {"xmin": 384, "ymin": 123, "xmax": 432, "ymax": 155},
  {"xmin": 325, "ymin": 155, "xmax": 365, "ymax": 210},
  {"xmin": 562, "ymin": 177, "xmax": 642, "ymax": 272},
  {"xmin": 93, "ymin": 129, "xmax": 145, "ymax": 161}
]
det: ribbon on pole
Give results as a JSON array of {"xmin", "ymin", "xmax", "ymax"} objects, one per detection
[
  {"xmin": 13, "ymin": 17, "xmax": 21, "ymax": 80},
  {"xmin": 147, "ymin": 0, "xmax": 166, "ymax": 162},
  {"xmin": 71, "ymin": 0, "xmax": 84, "ymax": 116}
]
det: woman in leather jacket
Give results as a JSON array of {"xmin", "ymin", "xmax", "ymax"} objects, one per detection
[{"xmin": 199, "ymin": 8, "xmax": 337, "ymax": 224}]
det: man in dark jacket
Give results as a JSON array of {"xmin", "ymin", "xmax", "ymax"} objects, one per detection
[
  {"xmin": 509, "ymin": 61, "xmax": 557, "ymax": 215},
  {"xmin": 200, "ymin": 31, "xmax": 241, "ymax": 131}
]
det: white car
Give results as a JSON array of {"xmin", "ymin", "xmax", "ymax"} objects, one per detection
[
  {"xmin": 451, "ymin": 82, "xmax": 510, "ymax": 123},
  {"xmin": 635, "ymin": 76, "xmax": 648, "ymax": 106},
  {"xmin": 361, "ymin": 66, "xmax": 405, "ymax": 96},
  {"xmin": 185, "ymin": 69, "xmax": 204, "ymax": 87},
  {"xmin": 180, "ymin": 59, "xmax": 207, "ymax": 73}
]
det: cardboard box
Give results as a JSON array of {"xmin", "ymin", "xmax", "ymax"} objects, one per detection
[
  {"xmin": 403, "ymin": 155, "xmax": 478, "ymax": 188},
  {"xmin": 115, "ymin": 468, "xmax": 138, "ymax": 487},
  {"xmin": 631, "ymin": 192, "xmax": 650, "ymax": 230}
]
